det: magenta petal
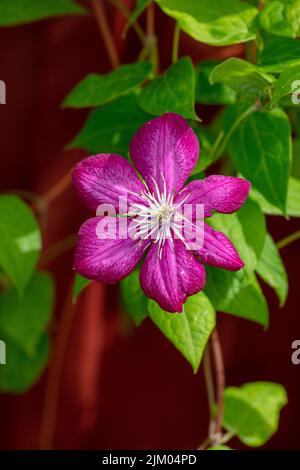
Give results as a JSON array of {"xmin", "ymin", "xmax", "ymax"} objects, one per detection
[
  {"xmin": 176, "ymin": 176, "xmax": 251, "ymax": 218},
  {"xmin": 130, "ymin": 113, "xmax": 199, "ymax": 195},
  {"xmin": 197, "ymin": 223, "xmax": 244, "ymax": 271},
  {"xmin": 74, "ymin": 217, "xmax": 147, "ymax": 283},
  {"xmin": 72, "ymin": 154, "xmax": 144, "ymax": 211},
  {"xmin": 140, "ymin": 240, "xmax": 206, "ymax": 313}
]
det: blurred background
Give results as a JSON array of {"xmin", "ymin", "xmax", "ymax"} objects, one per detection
[{"xmin": 0, "ymin": 0, "xmax": 299, "ymax": 450}]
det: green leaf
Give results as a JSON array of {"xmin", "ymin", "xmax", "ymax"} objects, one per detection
[
  {"xmin": 189, "ymin": 126, "xmax": 213, "ymax": 175},
  {"xmin": 258, "ymin": 37, "xmax": 300, "ymax": 72},
  {"xmin": 189, "ymin": 154, "xmax": 211, "ymax": 179},
  {"xmin": 259, "ymin": 0, "xmax": 300, "ymax": 38},
  {"xmin": 256, "ymin": 234, "xmax": 288, "ymax": 306},
  {"xmin": 251, "ymin": 177, "xmax": 300, "ymax": 217},
  {"xmin": 138, "ymin": 57, "xmax": 198, "ymax": 120},
  {"xmin": 225, "ymin": 105, "xmax": 292, "ymax": 214},
  {"xmin": 208, "ymin": 445, "xmax": 232, "ymax": 450},
  {"xmin": 0, "ymin": 195, "xmax": 41, "ymax": 293},
  {"xmin": 0, "ymin": 0, "xmax": 85, "ymax": 26},
  {"xmin": 120, "ymin": 268, "xmax": 148, "ymax": 326},
  {"xmin": 292, "ymin": 138, "xmax": 300, "ymax": 179},
  {"xmin": 196, "ymin": 61, "xmax": 237, "ymax": 105},
  {"xmin": 73, "ymin": 274, "xmax": 92, "ymax": 302},
  {"xmin": 205, "ymin": 269, "xmax": 269, "ymax": 327},
  {"xmin": 69, "ymin": 94, "xmax": 151, "ymax": 156},
  {"xmin": 149, "ymin": 292, "xmax": 215, "ymax": 372},
  {"xmin": 63, "ymin": 62, "xmax": 152, "ymax": 108},
  {"xmin": 0, "ymin": 272, "xmax": 54, "ymax": 355},
  {"xmin": 209, "ymin": 199, "xmax": 266, "ymax": 275},
  {"xmin": 0, "ymin": 333, "xmax": 50, "ymax": 393},
  {"xmin": 271, "ymin": 62, "xmax": 300, "ymax": 105},
  {"xmin": 155, "ymin": 0, "xmax": 258, "ymax": 46},
  {"xmin": 209, "ymin": 58, "xmax": 274, "ymax": 100},
  {"xmin": 223, "ymin": 382, "xmax": 287, "ymax": 447}
]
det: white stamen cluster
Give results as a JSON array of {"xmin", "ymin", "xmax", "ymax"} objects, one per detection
[{"xmin": 128, "ymin": 175, "xmax": 190, "ymax": 258}]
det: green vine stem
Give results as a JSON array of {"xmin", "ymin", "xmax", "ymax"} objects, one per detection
[
  {"xmin": 209, "ymin": 130, "xmax": 224, "ymax": 162},
  {"xmin": 211, "ymin": 103, "xmax": 257, "ymax": 161},
  {"xmin": 109, "ymin": 0, "xmax": 145, "ymax": 44},
  {"xmin": 172, "ymin": 22, "xmax": 180, "ymax": 63},
  {"xmin": 277, "ymin": 230, "xmax": 300, "ymax": 250},
  {"xmin": 146, "ymin": 1, "xmax": 159, "ymax": 75}
]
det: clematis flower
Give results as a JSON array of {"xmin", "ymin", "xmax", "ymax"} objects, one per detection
[{"xmin": 72, "ymin": 113, "xmax": 250, "ymax": 313}]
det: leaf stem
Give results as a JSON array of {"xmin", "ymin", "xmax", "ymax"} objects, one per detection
[
  {"xmin": 197, "ymin": 436, "xmax": 211, "ymax": 450},
  {"xmin": 211, "ymin": 329, "xmax": 225, "ymax": 436},
  {"xmin": 90, "ymin": 0, "xmax": 120, "ymax": 69},
  {"xmin": 277, "ymin": 230, "xmax": 300, "ymax": 250},
  {"xmin": 109, "ymin": 0, "xmax": 145, "ymax": 44},
  {"xmin": 209, "ymin": 130, "xmax": 224, "ymax": 161},
  {"xmin": 172, "ymin": 23, "xmax": 180, "ymax": 63},
  {"xmin": 219, "ymin": 430, "xmax": 235, "ymax": 445}
]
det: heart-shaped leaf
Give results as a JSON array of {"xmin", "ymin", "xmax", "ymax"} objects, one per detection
[{"xmin": 149, "ymin": 292, "xmax": 215, "ymax": 372}]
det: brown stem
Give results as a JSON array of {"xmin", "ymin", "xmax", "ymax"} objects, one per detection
[
  {"xmin": 197, "ymin": 436, "xmax": 211, "ymax": 451},
  {"xmin": 11, "ymin": 189, "xmax": 45, "ymax": 208},
  {"xmin": 203, "ymin": 344, "xmax": 215, "ymax": 437},
  {"xmin": 211, "ymin": 329, "xmax": 225, "ymax": 436},
  {"xmin": 90, "ymin": 0, "xmax": 120, "ymax": 69},
  {"xmin": 39, "ymin": 234, "xmax": 77, "ymax": 267},
  {"xmin": 39, "ymin": 286, "xmax": 77, "ymax": 449},
  {"xmin": 146, "ymin": 1, "xmax": 155, "ymax": 37},
  {"xmin": 43, "ymin": 172, "xmax": 72, "ymax": 206}
]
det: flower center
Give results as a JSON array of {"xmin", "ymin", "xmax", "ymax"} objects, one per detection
[
  {"xmin": 157, "ymin": 203, "xmax": 174, "ymax": 225},
  {"xmin": 128, "ymin": 175, "xmax": 189, "ymax": 258}
]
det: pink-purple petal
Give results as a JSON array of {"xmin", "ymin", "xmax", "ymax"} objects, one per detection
[
  {"xmin": 176, "ymin": 176, "xmax": 251, "ymax": 218},
  {"xmin": 140, "ymin": 239, "xmax": 206, "ymax": 313},
  {"xmin": 130, "ymin": 113, "xmax": 199, "ymax": 195},
  {"xmin": 74, "ymin": 217, "xmax": 147, "ymax": 283},
  {"xmin": 197, "ymin": 223, "xmax": 244, "ymax": 271},
  {"xmin": 72, "ymin": 154, "xmax": 145, "ymax": 211}
]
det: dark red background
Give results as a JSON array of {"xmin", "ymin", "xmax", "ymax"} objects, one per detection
[{"xmin": 0, "ymin": 1, "xmax": 299, "ymax": 450}]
